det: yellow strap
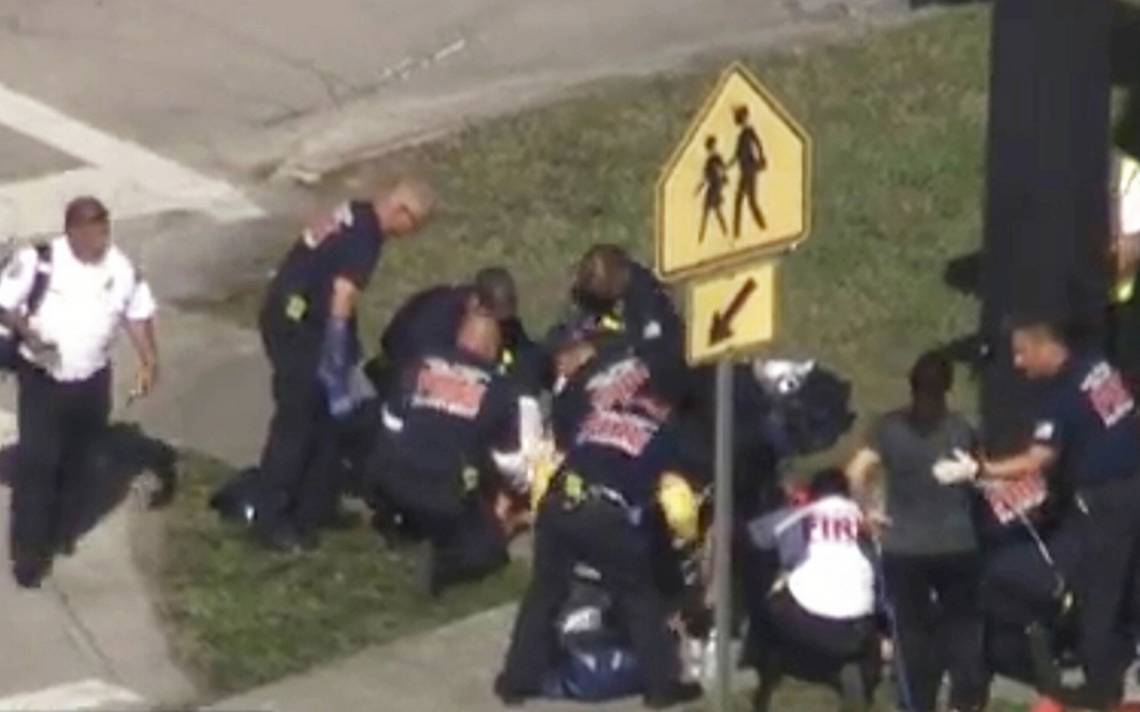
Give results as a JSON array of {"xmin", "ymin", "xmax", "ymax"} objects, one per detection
[{"xmin": 599, "ymin": 315, "xmax": 624, "ymax": 332}]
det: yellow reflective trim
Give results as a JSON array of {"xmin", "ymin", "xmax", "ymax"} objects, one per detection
[{"xmin": 599, "ymin": 315, "xmax": 623, "ymax": 332}]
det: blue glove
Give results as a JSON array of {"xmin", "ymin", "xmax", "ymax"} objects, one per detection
[{"xmin": 318, "ymin": 318, "xmax": 355, "ymax": 419}]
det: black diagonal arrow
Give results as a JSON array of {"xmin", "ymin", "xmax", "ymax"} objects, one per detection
[{"xmin": 709, "ymin": 277, "xmax": 758, "ymax": 346}]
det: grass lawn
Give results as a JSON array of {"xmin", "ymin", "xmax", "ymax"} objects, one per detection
[
  {"xmin": 146, "ymin": 451, "xmax": 528, "ymax": 696},
  {"xmin": 162, "ymin": 3, "xmax": 1031, "ymax": 702}
]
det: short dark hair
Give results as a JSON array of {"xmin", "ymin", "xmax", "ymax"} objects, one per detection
[
  {"xmin": 808, "ymin": 468, "xmax": 850, "ymax": 499},
  {"xmin": 474, "ymin": 267, "xmax": 517, "ymax": 316},
  {"xmin": 575, "ymin": 244, "xmax": 630, "ymax": 303},
  {"xmin": 64, "ymin": 196, "xmax": 109, "ymax": 229},
  {"xmin": 909, "ymin": 350, "xmax": 954, "ymax": 397}
]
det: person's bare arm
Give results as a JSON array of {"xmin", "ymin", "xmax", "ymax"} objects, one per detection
[
  {"xmin": 331, "ymin": 276, "xmax": 359, "ymax": 319},
  {"xmin": 124, "ymin": 318, "xmax": 159, "ymax": 398},
  {"xmin": 982, "ymin": 445, "xmax": 1056, "ymax": 481},
  {"xmin": 845, "ymin": 447, "xmax": 882, "ymax": 501}
]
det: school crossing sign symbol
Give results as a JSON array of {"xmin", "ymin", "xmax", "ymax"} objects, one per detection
[
  {"xmin": 656, "ymin": 62, "xmax": 811, "ymax": 281},
  {"xmin": 655, "ymin": 62, "xmax": 812, "ymax": 365}
]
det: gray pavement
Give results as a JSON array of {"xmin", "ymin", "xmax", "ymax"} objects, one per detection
[{"xmin": 0, "ymin": 0, "xmax": 906, "ymax": 188}]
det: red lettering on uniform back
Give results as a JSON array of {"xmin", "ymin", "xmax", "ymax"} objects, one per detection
[
  {"xmin": 576, "ymin": 410, "xmax": 656, "ymax": 457},
  {"xmin": 411, "ymin": 358, "xmax": 488, "ymax": 420},
  {"xmin": 807, "ymin": 514, "xmax": 860, "ymax": 543}
]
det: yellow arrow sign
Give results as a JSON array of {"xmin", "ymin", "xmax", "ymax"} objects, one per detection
[
  {"xmin": 685, "ymin": 260, "xmax": 777, "ymax": 365},
  {"xmin": 656, "ymin": 63, "xmax": 811, "ymax": 282}
]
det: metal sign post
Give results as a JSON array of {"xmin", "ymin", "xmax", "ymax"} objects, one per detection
[
  {"xmin": 654, "ymin": 61, "xmax": 811, "ymax": 712},
  {"xmin": 712, "ymin": 360, "xmax": 735, "ymax": 711}
]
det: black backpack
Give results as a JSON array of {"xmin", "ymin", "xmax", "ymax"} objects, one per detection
[{"xmin": 0, "ymin": 243, "xmax": 53, "ymax": 372}]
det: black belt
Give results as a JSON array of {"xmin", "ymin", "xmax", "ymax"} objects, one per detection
[{"xmin": 553, "ymin": 469, "xmax": 644, "ymax": 525}]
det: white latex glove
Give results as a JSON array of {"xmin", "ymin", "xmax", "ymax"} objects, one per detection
[{"xmin": 932, "ymin": 449, "xmax": 980, "ymax": 485}]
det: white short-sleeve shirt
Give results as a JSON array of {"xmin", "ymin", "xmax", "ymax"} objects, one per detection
[
  {"xmin": 0, "ymin": 236, "xmax": 156, "ymax": 382},
  {"xmin": 783, "ymin": 496, "xmax": 876, "ymax": 620}
]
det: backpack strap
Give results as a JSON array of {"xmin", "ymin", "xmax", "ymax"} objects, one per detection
[{"xmin": 25, "ymin": 243, "xmax": 52, "ymax": 316}]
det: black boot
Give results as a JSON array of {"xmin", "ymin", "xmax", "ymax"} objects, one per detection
[{"xmin": 12, "ymin": 558, "xmax": 51, "ymax": 589}]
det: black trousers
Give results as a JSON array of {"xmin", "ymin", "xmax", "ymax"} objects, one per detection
[
  {"xmin": 883, "ymin": 552, "xmax": 987, "ymax": 712},
  {"xmin": 754, "ymin": 588, "xmax": 880, "ymax": 698},
  {"xmin": 1062, "ymin": 477, "xmax": 1140, "ymax": 708},
  {"xmin": 253, "ymin": 366, "xmax": 338, "ymax": 536},
  {"xmin": 500, "ymin": 497, "xmax": 679, "ymax": 699},
  {"xmin": 11, "ymin": 365, "xmax": 110, "ymax": 564},
  {"xmin": 372, "ymin": 456, "xmax": 508, "ymax": 592}
]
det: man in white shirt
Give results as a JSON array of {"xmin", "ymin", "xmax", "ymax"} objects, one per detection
[{"xmin": 0, "ymin": 197, "xmax": 158, "ymax": 588}]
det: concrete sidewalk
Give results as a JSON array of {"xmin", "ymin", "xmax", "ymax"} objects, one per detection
[{"xmin": 0, "ymin": 406, "xmax": 196, "ymax": 710}]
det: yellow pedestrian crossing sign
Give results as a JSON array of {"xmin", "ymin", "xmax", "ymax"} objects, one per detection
[{"xmin": 655, "ymin": 63, "xmax": 811, "ymax": 281}]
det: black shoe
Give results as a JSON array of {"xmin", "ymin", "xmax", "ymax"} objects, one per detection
[
  {"xmin": 644, "ymin": 682, "xmax": 703, "ymax": 709},
  {"xmin": 12, "ymin": 559, "xmax": 50, "ymax": 589},
  {"xmin": 493, "ymin": 673, "xmax": 529, "ymax": 707}
]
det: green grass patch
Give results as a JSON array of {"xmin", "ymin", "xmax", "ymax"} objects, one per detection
[{"xmin": 151, "ymin": 452, "xmax": 526, "ymax": 697}]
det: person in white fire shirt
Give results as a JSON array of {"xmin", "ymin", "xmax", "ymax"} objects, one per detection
[{"xmin": 0, "ymin": 196, "xmax": 158, "ymax": 589}]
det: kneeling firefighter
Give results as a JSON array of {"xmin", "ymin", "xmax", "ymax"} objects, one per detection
[{"xmin": 368, "ymin": 311, "xmax": 535, "ymax": 596}]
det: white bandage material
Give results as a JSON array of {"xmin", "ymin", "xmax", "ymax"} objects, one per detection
[
  {"xmin": 490, "ymin": 396, "xmax": 544, "ymax": 494},
  {"xmin": 932, "ymin": 449, "xmax": 980, "ymax": 485}
]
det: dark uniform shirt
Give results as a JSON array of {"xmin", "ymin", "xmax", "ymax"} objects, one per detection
[
  {"xmin": 381, "ymin": 285, "xmax": 472, "ymax": 365},
  {"xmin": 385, "ymin": 346, "xmax": 520, "ymax": 477},
  {"xmin": 1032, "ymin": 355, "xmax": 1140, "ymax": 488},
  {"xmin": 548, "ymin": 260, "xmax": 684, "ymax": 389},
  {"xmin": 382, "ymin": 285, "xmax": 540, "ymax": 393},
  {"xmin": 562, "ymin": 398, "xmax": 678, "ymax": 509},
  {"xmin": 551, "ymin": 342, "xmax": 677, "ymax": 453},
  {"xmin": 260, "ymin": 201, "xmax": 382, "ymax": 371}
]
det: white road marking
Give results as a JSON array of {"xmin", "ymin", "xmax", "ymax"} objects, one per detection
[
  {"xmin": 0, "ymin": 81, "xmax": 264, "ymax": 240},
  {"xmin": 0, "ymin": 678, "xmax": 144, "ymax": 711}
]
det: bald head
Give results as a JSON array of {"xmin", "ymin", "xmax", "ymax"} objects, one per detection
[
  {"xmin": 374, "ymin": 179, "xmax": 436, "ymax": 238},
  {"xmin": 457, "ymin": 311, "xmax": 502, "ymax": 363},
  {"xmin": 574, "ymin": 244, "xmax": 631, "ymax": 312}
]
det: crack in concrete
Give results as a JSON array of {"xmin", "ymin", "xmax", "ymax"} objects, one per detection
[{"xmin": 48, "ymin": 580, "xmax": 125, "ymax": 689}]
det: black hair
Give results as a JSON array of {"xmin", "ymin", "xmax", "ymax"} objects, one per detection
[
  {"xmin": 474, "ymin": 267, "xmax": 517, "ymax": 315},
  {"xmin": 909, "ymin": 349, "xmax": 954, "ymax": 397},
  {"xmin": 64, "ymin": 196, "xmax": 109, "ymax": 229},
  {"xmin": 808, "ymin": 467, "xmax": 850, "ymax": 499}
]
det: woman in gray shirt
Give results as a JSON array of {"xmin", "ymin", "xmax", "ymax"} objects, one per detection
[{"xmin": 846, "ymin": 350, "xmax": 986, "ymax": 712}]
